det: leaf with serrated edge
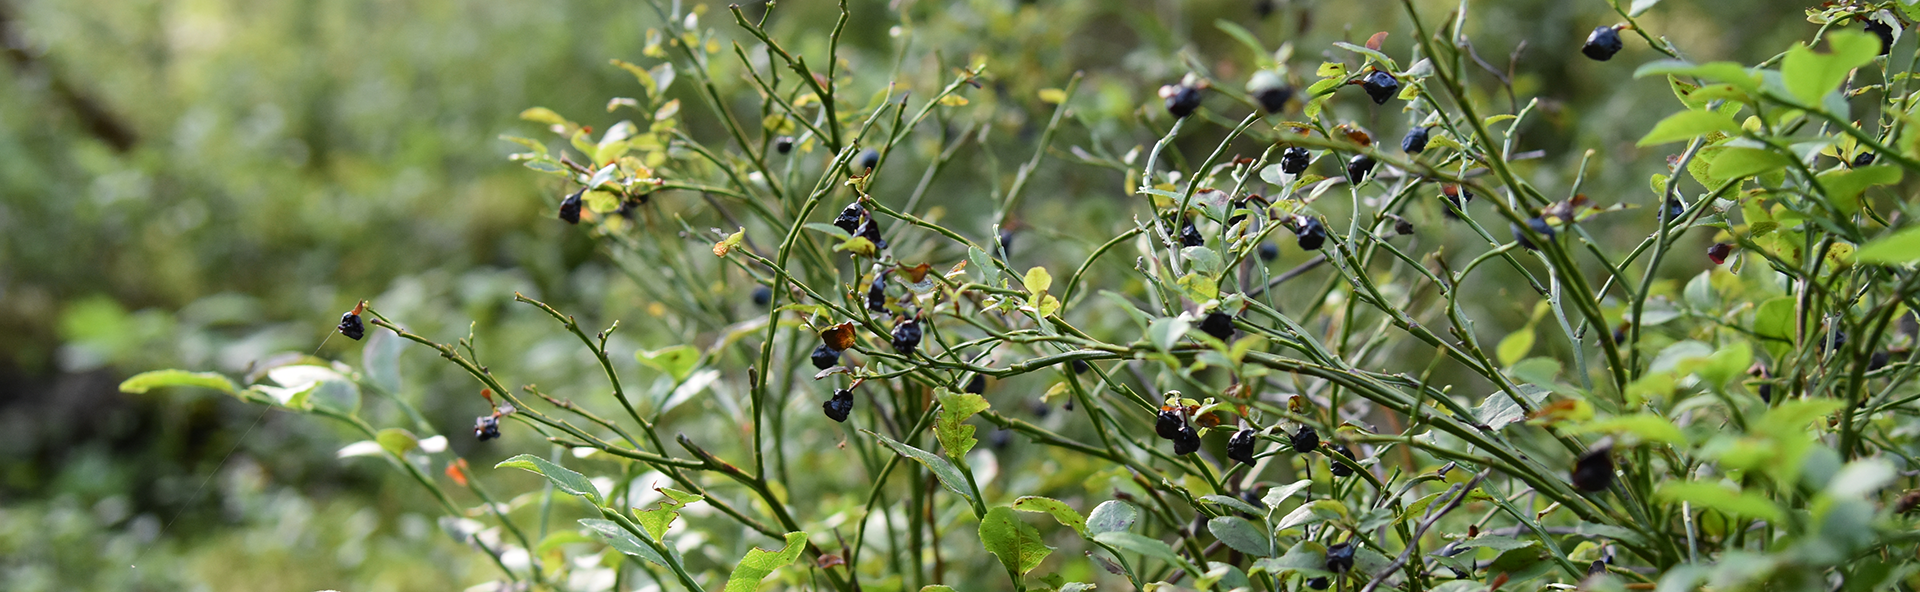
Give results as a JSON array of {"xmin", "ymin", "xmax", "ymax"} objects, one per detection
[
  {"xmin": 980, "ymin": 507, "xmax": 1054, "ymax": 576},
  {"xmin": 1012, "ymin": 496, "xmax": 1087, "ymax": 535}
]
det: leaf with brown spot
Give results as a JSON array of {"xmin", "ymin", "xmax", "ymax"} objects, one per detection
[{"xmin": 821, "ymin": 322, "xmax": 858, "ymax": 351}]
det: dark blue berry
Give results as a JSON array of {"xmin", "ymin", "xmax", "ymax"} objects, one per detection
[
  {"xmin": 1172, "ymin": 423, "xmax": 1201, "ymax": 455},
  {"xmin": 1071, "ymin": 359, "xmax": 1090, "ymax": 374},
  {"xmin": 965, "ymin": 374, "xmax": 986, "ymax": 394},
  {"xmin": 1250, "ymin": 72, "xmax": 1293, "ymax": 114},
  {"xmin": 1155, "ymin": 409, "xmax": 1184, "ymax": 440},
  {"xmin": 474, "ymin": 415, "xmax": 501, "ymax": 441},
  {"xmin": 558, "ymin": 190, "xmax": 584, "ymax": 224},
  {"xmin": 891, "ymin": 318, "xmax": 922, "ymax": 356},
  {"xmin": 1307, "ymin": 577, "xmax": 1329, "ymax": 590},
  {"xmin": 1571, "ymin": 447, "xmax": 1613, "ymax": 492},
  {"xmin": 1325, "ymin": 542, "xmax": 1355, "ymax": 573},
  {"xmin": 1513, "ymin": 217, "xmax": 1554, "ymax": 250},
  {"xmin": 811, "ymin": 344, "xmax": 841, "ymax": 370},
  {"xmin": 1583, "ymin": 26, "xmax": 1624, "ymax": 61},
  {"xmin": 1291, "ymin": 425, "xmax": 1319, "ymax": 453},
  {"xmin": 1328, "ymin": 445, "xmax": 1356, "ymax": 477},
  {"xmin": 1402, "ymin": 126, "xmax": 1430, "ymax": 154},
  {"xmin": 833, "ymin": 202, "xmax": 865, "ymax": 234},
  {"xmin": 1258, "ymin": 241, "xmax": 1279, "ymax": 261},
  {"xmin": 1165, "ymin": 85, "xmax": 1203, "ymax": 118},
  {"xmin": 1866, "ymin": 20, "xmax": 1894, "ymax": 55},
  {"xmin": 855, "ymin": 148, "xmax": 880, "ymax": 173},
  {"xmin": 1346, "ymin": 154, "xmax": 1376, "ymax": 183},
  {"xmin": 1296, "ymin": 217, "xmax": 1327, "ymax": 251},
  {"xmin": 1200, "ymin": 311, "xmax": 1235, "ymax": 341},
  {"xmin": 1227, "ymin": 428, "xmax": 1257, "ymax": 465},
  {"xmin": 823, "ymin": 389, "xmax": 855, "ymax": 422},
  {"xmin": 775, "ymin": 136, "xmax": 794, "ymax": 154},
  {"xmin": 752, "ymin": 286, "xmax": 773, "ymax": 307},
  {"xmin": 867, "ymin": 274, "xmax": 889, "ymax": 312},
  {"xmin": 1281, "ymin": 147, "xmax": 1311, "ymax": 175},
  {"xmin": 337, "ymin": 312, "xmax": 365, "ymax": 341},
  {"xmin": 1360, "ymin": 71, "xmax": 1399, "ymax": 104},
  {"xmin": 1179, "ymin": 218, "xmax": 1203, "ymax": 247}
]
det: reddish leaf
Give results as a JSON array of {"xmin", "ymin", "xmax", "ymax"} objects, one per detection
[{"xmin": 1366, "ymin": 32, "xmax": 1390, "ymax": 51}]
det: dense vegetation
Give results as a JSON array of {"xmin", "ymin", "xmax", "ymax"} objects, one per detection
[{"xmin": 8, "ymin": 0, "xmax": 1920, "ymax": 591}]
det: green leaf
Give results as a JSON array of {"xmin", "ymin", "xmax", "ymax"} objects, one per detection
[
  {"xmin": 496, "ymin": 454, "xmax": 603, "ymax": 505},
  {"xmin": 865, "ymin": 430, "xmax": 975, "ymax": 502},
  {"xmin": 1781, "ymin": 31, "xmax": 1880, "ymax": 106},
  {"xmin": 1856, "ymin": 226, "xmax": 1920, "ymax": 264},
  {"xmin": 580, "ymin": 519, "xmax": 669, "ymax": 567},
  {"xmin": 636, "ymin": 345, "xmax": 700, "ymax": 382},
  {"xmin": 1816, "ymin": 165, "xmax": 1901, "ymax": 214},
  {"xmin": 1086, "ymin": 500, "xmax": 1139, "ymax": 535},
  {"xmin": 1708, "ymin": 147, "xmax": 1791, "ymax": 180},
  {"xmin": 1496, "ymin": 326, "xmax": 1535, "ymax": 367},
  {"xmin": 1638, "ymin": 110, "xmax": 1742, "ymax": 146},
  {"xmin": 1206, "ymin": 517, "xmax": 1271, "ymax": 557},
  {"xmin": 1570, "ymin": 413, "xmax": 1687, "ymax": 445},
  {"xmin": 1148, "ymin": 316, "xmax": 1190, "ymax": 352},
  {"xmin": 633, "ymin": 487, "xmax": 704, "ymax": 541},
  {"xmin": 1456, "ymin": 536, "xmax": 1537, "ymax": 551},
  {"xmin": 935, "ymin": 388, "xmax": 992, "ymax": 459},
  {"xmin": 722, "ymin": 531, "xmax": 809, "ymax": 592},
  {"xmin": 1276, "ymin": 499, "xmax": 1348, "ymax": 531},
  {"xmin": 1251, "ymin": 541, "xmax": 1331, "ymax": 577},
  {"xmin": 1633, "ymin": 61, "xmax": 1758, "ymax": 94},
  {"xmin": 118, "ymin": 370, "xmax": 237, "ymax": 396},
  {"xmin": 1012, "ymin": 496, "xmax": 1087, "ymax": 535},
  {"xmin": 980, "ymin": 506, "xmax": 1054, "ymax": 576},
  {"xmin": 1181, "ymin": 246, "xmax": 1225, "ymax": 277},
  {"xmin": 362, "ymin": 332, "xmax": 403, "ymax": 394},
  {"xmin": 375, "ymin": 428, "xmax": 419, "ymax": 456},
  {"xmin": 1023, "ymin": 266, "xmax": 1053, "ymax": 295},
  {"xmin": 1474, "ymin": 384, "xmax": 1550, "ymax": 431},
  {"xmin": 1331, "ymin": 42, "xmax": 1397, "ymax": 71},
  {"xmin": 1656, "ymin": 481, "xmax": 1784, "ymax": 522},
  {"xmin": 520, "ymin": 106, "xmax": 570, "ymax": 126},
  {"xmin": 1260, "ymin": 479, "xmax": 1313, "ymax": 508},
  {"xmin": 1198, "ymin": 494, "xmax": 1265, "ymax": 517},
  {"xmin": 1093, "ymin": 531, "xmax": 1199, "ymax": 575},
  {"xmin": 1628, "ymin": 0, "xmax": 1663, "ymax": 16}
]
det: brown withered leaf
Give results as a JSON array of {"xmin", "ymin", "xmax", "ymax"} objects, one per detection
[
  {"xmin": 898, "ymin": 262, "xmax": 933, "ymax": 283},
  {"xmin": 1366, "ymin": 32, "xmax": 1390, "ymax": 51},
  {"xmin": 821, "ymin": 322, "xmax": 858, "ymax": 351},
  {"xmin": 815, "ymin": 554, "xmax": 847, "ymax": 569}
]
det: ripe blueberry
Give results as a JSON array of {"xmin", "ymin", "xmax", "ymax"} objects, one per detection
[
  {"xmin": 1164, "ymin": 84, "xmax": 1203, "ymax": 118},
  {"xmin": 1249, "ymin": 71, "xmax": 1293, "ymax": 114},
  {"xmin": 1360, "ymin": 71, "xmax": 1399, "ymax": 104},
  {"xmin": 1280, "ymin": 147, "xmax": 1311, "ymax": 175},
  {"xmin": 752, "ymin": 286, "xmax": 773, "ymax": 307},
  {"xmin": 998, "ymin": 229, "xmax": 1016, "ymax": 257},
  {"xmin": 855, "ymin": 217, "xmax": 888, "ymax": 249},
  {"xmin": 1854, "ymin": 152, "xmax": 1877, "ymax": 167},
  {"xmin": 1071, "ymin": 359, "xmax": 1090, "ymax": 374},
  {"xmin": 1707, "ymin": 243, "xmax": 1732, "ymax": 265},
  {"xmin": 1402, "ymin": 126, "xmax": 1430, "ymax": 154},
  {"xmin": 1441, "ymin": 184, "xmax": 1473, "ymax": 219},
  {"xmin": 965, "ymin": 374, "xmax": 986, "ymax": 394},
  {"xmin": 1325, "ymin": 542, "xmax": 1356, "ymax": 573},
  {"xmin": 823, "ymin": 388, "xmax": 855, "ymax": 422},
  {"xmin": 1291, "ymin": 425, "xmax": 1320, "ymax": 453},
  {"xmin": 558, "ymin": 189, "xmax": 585, "ymax": 224},
  {"xmin": 811, "ymin": 344, "xmax": 841, "ymax": 370},
  {"xmin": 775, "ymin": 136, "xmax": 794, "ymax": 154},
  {"xmin": 1823, "ymin": 330, "xmax": 1848, "ymax": 353},
  {"xmin": 1393, "ymin": 215, "xmax": 1415, "ymax": 236},
  {"xmin": 1328, "ymin": 445, "xmax": 1356, "ymax": 477},
  {"xmin": 1179, "ymin": 218, "xmax": 1204, "ymax": 247},
  {"xmin": 337, "ymin": 311, "xmax": 366, "ymax": 341},
  {"xmin": 1571, "ymin": 447, "xmax": 1613, "ymax": 492},
  {"xmin": 1258, "ymin": 241, "xmax": 1279, "ymax": 261},
  {"xmin": 1307, "ymin": 577, "xmax": 1330, "ymax": 590},
  {"xmin": 1155, "ymin": 409, "xmax": 1185, "ymax": 440},
  {"xmin": 1346, "ymin": 154, "xmax": 1377, "ymax": 184},
  {"xmin": 1867, "ymin": 20, "xmax": 1894, "ymax": 56},
  {"xmin": 833, "ymin": 202, "xmax": 866, "ymax": 234},
  {"xmin": 474, "ymin": 415, "xmax": 501, "ymax": 441},
  {"xmin": 1172, "ymin": 423, "xmax": 1202, "ymax": 455},
  {"xmin": 1513, "ymin": 217, "xmax": 1554, "ymax": 250},
  {"xmin": 1296, "ymin": 216, "xmax": 1327, "ymax": 251},
  {"xmin": 1870, "ymin": 351, "xmax": 1891, "ymax": 371},
  {"xmin": 1582, "ymin": 26, "xmax": 1624, "ymax": 61},
  {"xmin": 855, "ymin": 148, "xmax": 880, "ymax": 174},
  {"xmin": 1663, "ymin": 198, "xmax": 1685, "ymax": 221},
  {"xmin": 891, "ymin": 317, "xmax": 922, "ymax": 356},
  {"xmin": 1227, "ymin": 428, "xmax": 1257, "ymax": 465},
  {"xmin": 1589, "ymin": 560, "xmax": 1607, "ymax": 576},
  {"xmin": 867, "ymin": 274, "xmax": 889, "ymax": 312},
  {"xmin": 1201, "ymin": 311, "xmax": 1235, "ymax": 341}
]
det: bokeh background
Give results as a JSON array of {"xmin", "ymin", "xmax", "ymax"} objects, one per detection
[{"xmin": 0, "ymin": 0, "xmax": 1824, "ymax": 590}]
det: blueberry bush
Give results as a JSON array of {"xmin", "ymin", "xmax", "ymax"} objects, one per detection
[{"xmin": 122, "ymin": 0, "xmax": 1920, "ymax": 590}]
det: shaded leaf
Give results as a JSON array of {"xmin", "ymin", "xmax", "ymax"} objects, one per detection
[
  {"xmin": 865, "ymin": 430, "xmax": 974, "ymax": 502},
  {"xmin": 1207, "ymin": 517, "xmax": 1271, "ymax": 557},
  {"xmin": 496, "ymin": 454, "xmax": 603, "ymax": 505}
]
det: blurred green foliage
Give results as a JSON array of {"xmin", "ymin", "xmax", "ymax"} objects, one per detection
[{"xmin": 0, "ymin": 0, "xmax": 1864, "ymax": 590}]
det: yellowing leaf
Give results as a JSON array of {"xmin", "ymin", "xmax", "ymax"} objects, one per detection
[
  {"xmin": 1637, "ymin": 110, "xmax": 1742, "ymax": 146},
  {"xmin": 1023, "ymin": 267, "xmax": 1053, "ymax": 295},
  {"xmin": 939, "ymin": 95, "xmax": 969, "ymax": 106},
  {"xmin": 1038, "ymin": 88, "xmax": 1068, "ymax": 104}
]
